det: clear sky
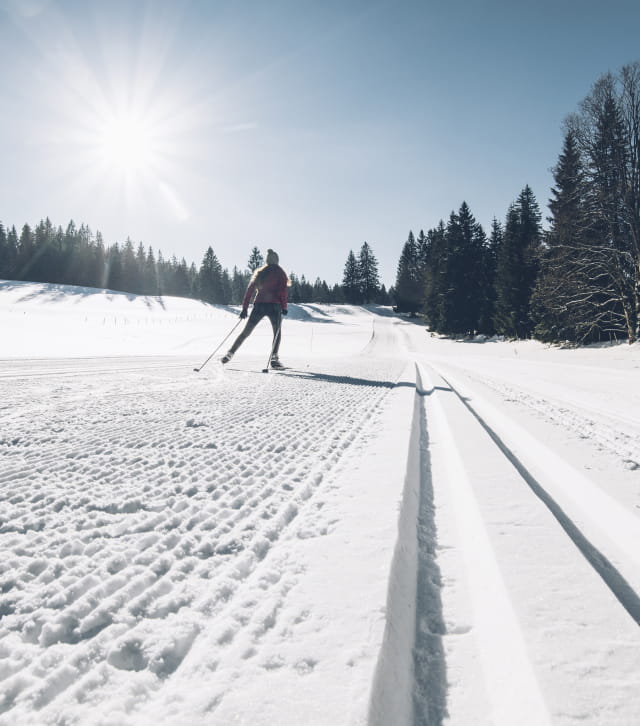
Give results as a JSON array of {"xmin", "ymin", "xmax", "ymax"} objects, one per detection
[{"xmin": 1, "ymin": 0, "xmax": 639, "ymax": 288}]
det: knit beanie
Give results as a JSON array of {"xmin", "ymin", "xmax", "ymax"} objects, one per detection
[{"xmin": 266, "ymin": 249, "xmax": 279, "ymax": 265}]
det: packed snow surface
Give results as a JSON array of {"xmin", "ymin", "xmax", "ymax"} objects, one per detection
[{"xmin": 1, "ymin": 280, "xmax": 639, "ymax": 725}]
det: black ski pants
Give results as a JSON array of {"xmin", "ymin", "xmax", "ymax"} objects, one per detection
[{"xmin": 229, "ymin": 303, "xmax": 282, "ymax": 356}]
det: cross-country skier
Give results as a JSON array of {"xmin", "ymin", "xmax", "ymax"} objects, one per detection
[{"xmin": 221, "ymin": 249, "xmax": 289, "ymax": 368}]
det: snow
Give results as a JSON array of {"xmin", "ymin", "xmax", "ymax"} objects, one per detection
[{"xmin": 1, "ymin": 279, "xmax": 640, "ymax": 725}]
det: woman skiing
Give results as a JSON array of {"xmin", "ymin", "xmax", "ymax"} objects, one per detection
[{"xmin": 221, "ymin": 249, "xmax": 289, "ymax": 368}]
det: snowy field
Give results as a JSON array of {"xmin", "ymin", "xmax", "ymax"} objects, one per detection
[{"xmin": 1, "ymin": 279, "xmax": 640, "ymax": 726}]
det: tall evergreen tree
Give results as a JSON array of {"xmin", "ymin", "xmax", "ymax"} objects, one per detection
[
  {"xmin": 423, "ymin": 221, "xmax": 447, "ymax": 332},
  {"xmin": 416, "ymin": 229, "xmax": 430, "ymax": 274},
  {"xmin": 493, "ymin": 186, "xmax": 542, "ymax": 337},
  {"xmin": 106, "ymin": 243, "xmax": 123, "ymax": 291},
  {"xmin": 91, "ymin": 232, "xmax": 107, "ymax": 289},
  {"xmin": 220, "ymin": 269, "xmax": 232, "ymax": 304},
  {"xmin": 331, "ymin": 283, "xmax": 345, "ymax": 303},
  {"xmin": 17, "ymin": 224, "xmax": 35, "ymax": 280},
  {"xmin": 482, "ymin": 218, "xmax": 502, "ymax": 334},
  {"xmin": 173, "ymin": 257, "xmax": 193, "ymax": 297},
  {"xmin": 31, "ymin": 218, "xmax": 55, "ymax": 282},
  {"xmin": 577, "ymin": 67, "xmax": 639, "ymax": 341},
  {"xmin": 156, "ymin": 251, "xmax": 168, "ymax": 294},
  {"xmin": 444, "ymin": 202, "xmax": 489, "ymax": 334},
  {"xmin": 61, "ymin": 220, "xmax": 79, "ymax": 285},
  {"xmin": 531, "ymin": 129, "xmax": 594, "ymax": 341},
  {"xmin": 5, "ymin": 226, "xmax": 18, "ymax": 280},
  {"xmin": 199, "ymin": 246, "xmax": 223, "ymax": 303},
  {"xmin": 231, "ymin": 266, "xmax": 248, "ymax": 304},
  {"xmin": 143, "ymin": 247, "xmax": 158, "ymax": 296},
  {"xmin": 342, "ymin": 250, "xmax": 360, "ymax": 304},
  {"xmin": 121, "ymin": 238, "xmax": 138, "ymax": 292},
  {"xmin": 394, "ymin": 231, "xmax": 422, "ymax": 313},
  {"xmin": 135, "ymin": 242, "xmax": 147, "ymax": 292},
  {"xmin": 76, "ymin": 224, "xmax": 93, "ymax": 286},
  {"xmin": 247, "ymin": 246, "xmax": 263, "ymax": 272},
  {"xmin": 357, "ymin": 241, "xmax": 380, "ymax": 304}
]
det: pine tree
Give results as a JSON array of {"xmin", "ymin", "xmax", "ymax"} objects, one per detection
[
  {"xmin": 331, "ymin": 283, "xmax": 345, "ymax": 303},
  {"xmin": 298, "ymin": 274, "xmax": 313, "ymax": 302},
  {"xmin": 493, "ymin": 186, "xmax": 542, "ymax": 337},
  {"xmin": 531, "ymin": 129, "xmax": 591, "ymax": 341},
  {"xmin": 454, "ymin": 202, "xmax": 489, "ymax": 334},
  {"xmin": 143, "ymin": 247, "xmax": 158, "ymax": 296},
  {"xmin": 62, "ymin": 220, "xmax": 79, "ymax": 285},
  {"xmin": 199, "ymin": 246, "xmax": 223, "ymax": 303},
  {"xmin": 172, "ymin": 257, "xmax": 192, "ymax": 297},
  {"xmin": 5, "ymin": 226, "xmax": 18, "ymax": 280},
  {"xmin": 135, "ymin": 242, "xmax": 147, "ymax": 293},
  {"xmin": 423, "ymin": 222, "xmax": 447, "ymax": 332},
  {"xmin": 156, "ymin": 251, "xmax": 167, "ymax": 294},
  {"xmin": 394, "ymin": 231, "xmax": 422, "ymax": 313},
  {"xmin": 288, "ymin": 273, "xmax": 301, "ymax": 303},
  {"xmin": 119, "ymin": 238, "xmax": 138, "ymax": 293},
  {"xmin": 247, "ymin": 246, "xmax": 263, "ymax": 272},
  {"xmin": 342, "ymin": 250, "xmax": 360, "ymax": 304},
  {"xmin": 17, "ymin": 224, "xmax": 35, "ymax": 280},
  {"xmin": 91, "ymin": 232, "xmax": 107, "ymax": 289},
  {"xmin": 357, "ymin": 242, "xmax": 380, "ymax": 304},
  {"xmin": 107, "ymin": 243, "xmax": 123, "ymax": 291},
  {"xmin": 188, "ymin": 262, "xmax": 199, "ymax": 298},
  {"xmin": 231, "ymin": 266, "xmax": 248, "ymax": 304},
  {"xmin": 416, "ymin": 229, "xmax": 430, "ymax": 274},
  {"xmin": 76, "ymin": 224, "xmax": 93, "ymax": 287},
  {"xmin": 482, "ymin": 218, "xmax": 502, "ymax": 334},
  {"xmin": 377, "ymin": 284, "xmax": 391, "ymax": 305},
  {"xmin": 32, "ymin": 218, "xmax": 56, "ymax": 283},
  {"xmin": 583, "ymin": 70, "xmax": 637, "ymax": 340},
  {"xmin": 220, "ymin": 269, "xmax": 232, "ymax": 304}
]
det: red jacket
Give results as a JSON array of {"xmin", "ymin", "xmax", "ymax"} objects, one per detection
[{"xmin": 242, "ymin": 265, "xmax": 288, "ymax": 311}]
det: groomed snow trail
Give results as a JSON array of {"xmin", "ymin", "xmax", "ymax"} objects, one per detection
[
  {"xmin": 1, "ymin": 286, "xmax": 640, "ymax": 726},
  {"xmin": 0, "ymin": 337, "xmax": 407, "ymax": 725},
  {"xmin": 412, "ymin": 361, "xmax": 640, "ymax": 725}
]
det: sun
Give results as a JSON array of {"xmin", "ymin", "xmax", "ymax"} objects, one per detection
[
  {"xmin": 38, "ymin": 19, "xmax": 199, "ymax": 218},
  {"xmin": 96, "ymin": 111, "xmax": 159, "ymax": 176}
]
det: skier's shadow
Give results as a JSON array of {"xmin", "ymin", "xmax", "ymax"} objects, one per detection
[
  {"xmin": 281, "ymin": 369, "xmax": 453, "ymax": 396},
  {"xmin": 280, "ymin": 369, "xmax": 399, "ymax": 389}
]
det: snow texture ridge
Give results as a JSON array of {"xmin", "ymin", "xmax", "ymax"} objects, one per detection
[{"xmin": 1, "ymin": 280, "xmax": 640, "ymax": 725}]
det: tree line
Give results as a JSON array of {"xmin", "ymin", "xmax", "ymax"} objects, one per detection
[
  {"xmin": 394, "ymin": 61, "xmax": 640, "ymax": 345},
  {"xmin": 0, "ymin": 218, "xmax": 389, "ymax": 306}
]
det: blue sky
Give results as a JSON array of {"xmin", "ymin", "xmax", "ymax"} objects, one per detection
[{"xmin": 1, "ymin": 0, "xmax": 639, "ymax": 288}]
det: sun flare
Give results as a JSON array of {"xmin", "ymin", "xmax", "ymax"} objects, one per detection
[{"xmin": 97, "ymin": 112, "xmax": 158, "ymax": 176}]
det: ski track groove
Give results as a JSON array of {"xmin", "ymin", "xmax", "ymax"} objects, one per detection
[
  {"xmin": 0, "ymin": 356, "xmax": 404, "ymax": 722},
  {"xmin": 423, "ymin": 361, "xmax": 640, "ymax": 626},
  {"xmin": 442, "ymin": 365, "xmax": 640, "ymax": 469},
  {"xmin": 414, "ymin": 360, "xmax": 640, "ymax": 725}
]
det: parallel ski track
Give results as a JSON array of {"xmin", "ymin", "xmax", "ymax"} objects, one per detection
[
  {"xmin": 437, "ymin": 363, "xmax": 640, "ymax": 463},
  {"xmin": 411, "ymin": 360, "xmax": 640, "ymax": 725},
  {"xmin": 421, "ymin": 361, "xmax": 640, "ymax": 626}
]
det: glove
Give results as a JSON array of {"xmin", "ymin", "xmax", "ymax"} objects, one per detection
[
  {"xmin": 281, "ymin": 309, "xmax": 288, "ymax": 316},
  {"xmin": 240, "ymin": 309, "xmax": 248, "ymax": 319}
]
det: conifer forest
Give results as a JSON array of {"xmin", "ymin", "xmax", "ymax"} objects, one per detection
[{"xmin": 394, "ymin": 62, "xmax": 640, "ymax": 345}]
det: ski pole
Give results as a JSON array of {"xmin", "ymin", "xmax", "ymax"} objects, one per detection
[
  {"xmin": 262, "ymin": 315, "xmax": 284, "ymax": 373},
  {"xmin": 193, "ymin": 317, "xmax": 243, "ymax": 372}
]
